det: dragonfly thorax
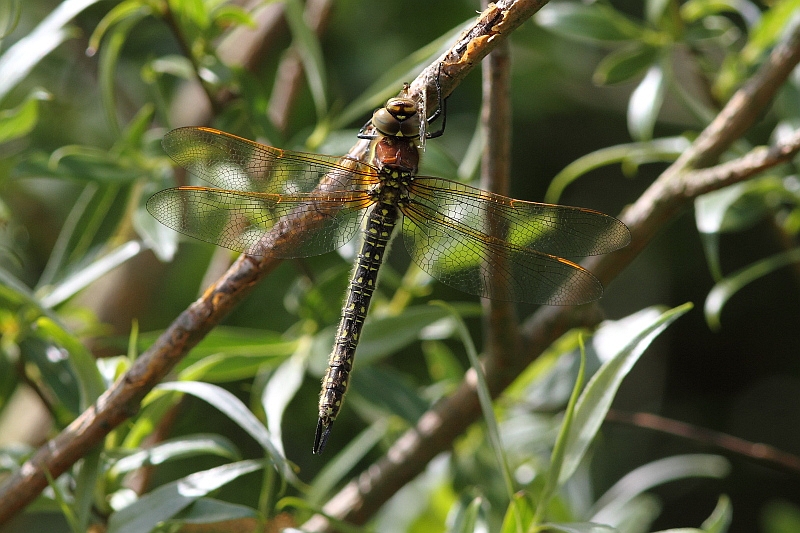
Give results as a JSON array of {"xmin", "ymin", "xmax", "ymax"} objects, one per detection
[
  {"xmin": 372, "ymin": 134, "xmax": 419, "ymax": 178},
  {"xmin": 371, "ymin": 97, "xmax": 421, "ymax": 138}
]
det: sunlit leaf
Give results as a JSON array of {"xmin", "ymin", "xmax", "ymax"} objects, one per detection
[
  {"xmin": 499, "ymin": 493, "xmax": 535, "ymax": 533},
  {"xmin": 0, "ymin": 88, "xmax": 51, "ymax": 144},
  {"xmin": 283, "ymin": 0, "xmax": 327, "ymax": 121},
  {"xmin": 628, "ymin": 64, "xmax": 666, "ymax": 141},
  {"xmin": 558, "ymin": 304, "xmax": 693, "ymax": 486},
  {"xmin": 153, "ymin": 381, "xmax": 297, "ymax": 483},
  {"xmin": 107, "ymin": 459, "xmax": 263, "ymax": 533},
  {"xmin": 39, "ymin": 241, "xmax": 145, "ymax": 309},
  {"xmin": 701, "ymin": 495, "xmax": 732, "ymax": 533},
  {"xmin": 263, "ymin": 346, "xmax": 308, "ymax": 456},
  {"xmin": 110, "ymin": 434, "xmax": 241, "ymax": 475},
  {"xmin": 537, "ymin": 2, "xmax": 645, "ymax": 43},
  {"xmin": 0, "ymin": 0, "xmax": 103, "ymax": 101}
]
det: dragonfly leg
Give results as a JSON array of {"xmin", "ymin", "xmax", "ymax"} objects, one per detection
[{"xmin": 424, "ymin": 63, "xmax": 448, "ymax": 139}]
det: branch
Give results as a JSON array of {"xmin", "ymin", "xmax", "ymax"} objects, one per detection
[{"xmin": 0, "ymin": 0, "xmax": 550, "ymax": 523}]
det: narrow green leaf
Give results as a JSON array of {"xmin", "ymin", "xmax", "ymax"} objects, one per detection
[
  {"xmin": 590, "ymin": 454, "xmax": 730, "ymax": 524},
  {"xmin": 628, "ymin": 64, "xmax": 666, "ymax": 141},
  {"xmin": 174, "ymin": 497, "xmax": 259, "ymax": 524},
  {"xmin": 542, "ymin": 523, "xmax": 616, "ymax": 533},
  {"xmin": 537, "ymin": 336, "xmax": 587, "ymax": 521},
  {"xmin": 558, "ymin": 304, "xmax": 693, "ymax": 486},
  {"xmin": 153, "ymin": 381, "xmax": 297, "ymax": 483},
  {"xmin": 39, "ymin": 241, "xmax": 145, "ymax": 309},
  {"xmin": 499, "ymin": 493, "xmax": 535, "ymax": 533},
  {"xmin": 0, "ymin": 0, "xmax": 103, "ymax": 101},
  {"xmin": 0, "ymin": 88, "xmax": 51, "ymax": 144},
  {"xmin": 701, "ymin": 495, "xmax": 732, "ymax": 533},
  {"xmin": 107, "ymin": 459, "xmax": 263, "ymax": 533},
  {"xmin": 705, "ymin": 248, "xmax": 800, "ymax": 330},
  {"xmin": 0, "ymin": 0, "xmax": 21, "ymax": 39},
  {"xmin": 350, "ymin": 365, "xmax": 428, "ymax": 424},
  {"xmin": 544, "ymin": 137, "xmax": 688, "ymax": 203},
  {"xmin": 87, "ymin": 0, "xmax": 153, "ymax": 56},
  {"xmin": 537, "ymin": 3, "xmax": 645, "ymax": 43},
  {"xmin": 35, "ymin": 316, "xmax": 106, "ymax": 408},
  {"xmin": 110, "ymin": 434, "xmax": 241, "ymax": 475},
  {"xmin": 283, "ymin": 0, "xmax": 327, "ymax": 121},
  {"xmin": 98, "ymin": 13, "xmax": 148, "ymax": 136},
  {"xmin": 434, "ymin": 301, "xmax": 516, "ymax": 502},
  {"xmin": 594, "ymin": 44, "xmax": 659, "ymax": 85},
  {"xmin": 263, "ymin": 345, "xmax": 309, "ymax": 456}
]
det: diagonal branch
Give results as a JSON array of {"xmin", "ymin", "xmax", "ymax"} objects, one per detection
[{"xmin": 0, "ymin": 0, "xmax": 550, "ymax": 523}]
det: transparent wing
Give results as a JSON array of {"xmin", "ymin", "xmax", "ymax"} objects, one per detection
[
  {"xmin": 401, "ymin": 177, "xmax": 630, "ymax": 305},
  {"xmin": 151, "ymin": 127, "xmax": 381, "ymax": 257},
  {"xmin": 162, "ymin": 127, "xmax": 379, "ymax": 194},
  {"xmin": 409, "ymin": 177, "xmax": 630, "ymax": 257},
  {"xmin": 147, "ymin": 187, "xmax": 371, "ymax": 258}
]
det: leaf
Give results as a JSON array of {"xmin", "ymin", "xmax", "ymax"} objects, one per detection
[
  {"xmin": 590, "ymin": 454, "xmax": 730, "ymax": 524},
  {"xmin": 283, "ymin": 0, "xmax": 327, "ymax": 121},
  {"xmin": 542, "ymin": 523, "xmax": 616, "ymax": 533},
  {"xmin": 0, "ymin": 88, "xmax": 51, "ymax": 144},
  {"xmin": 263, "ymin": 347, "xmax": 308, "ymax": 457},
  {"xmin": 87, "ymin": 0, "xmax": 153, "ymax": 56},
  {"xmin": 558, "ymin": 303, "xmax": 693, "ymax": 486},
  {"xmin": 0, "ymin": 0, "xmax": 21, "ymax": 40},
  {"xmin": 701, "ymin": 495, "xmax": 732, "ymax": 533},
  {"xmin": 107, "ymin": 459, "xmax": 263, "ymax": 533},
  {"xmin": 704, "ymin": 248, "xmax": 800, "ymax": 330},
  {"xmin": 174, "ymin": 497, "xmax": 259, "ymax": 524},
  {"xmin": 39, "ymin": 241, "xmax": 144, "ymax": 309},
  {"xmin": 110, "ymin": 434, "xmax": 241, "ymax": 475},
  {"xmin": 0, "ymin": 0, "xmax": 104, "ymax": 101},
  {"xmin": 350, "ymin": 365, "xmax": 428, "ymax": 424},
  {"xmin": 537, "ymin": 3, "xmax": 645, "ymax": 43},
  {"xmin": 499, "ymin": 493, "xmax": 535, "ymax": 533},
  {"xmin": 544, "ymin": 137, "xmax": 688, "ymax": 203},
  {"xmin": 594, "ymin": 44, "xmax": 660, "ymax": 85},
  {"xmin": 355, "ymin": 304, "xmax": 481, "ymax": 366},
  {"xmin": 153, "ymin": 381, "xmax": 297, "ymax": 483},
  {"xmin": 628, "ymin": 64, "xmax": 667, "ymax": 141}
]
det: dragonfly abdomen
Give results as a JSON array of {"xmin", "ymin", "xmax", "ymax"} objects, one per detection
[{"xmin": 314, "ymin": 200, "xmax": 400, "ymax": 454}]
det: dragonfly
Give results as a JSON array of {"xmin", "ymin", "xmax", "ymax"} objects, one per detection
[{"xmin": 147, "ymin": 83, "xmax": 630, "ymax": 454}]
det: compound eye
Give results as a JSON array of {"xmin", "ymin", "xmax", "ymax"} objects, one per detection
[
  {"xmin": 399, "ymin": 114, "xmax": 422, "ymax": 137},
  {"xmin": 371, "ymin": 107, "xmax": 400, "ymax": 136}
]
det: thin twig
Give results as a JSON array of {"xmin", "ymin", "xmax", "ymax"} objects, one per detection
[{"xmin": 606, "ymin": 409, "xmax": 800, "ymax": 474}]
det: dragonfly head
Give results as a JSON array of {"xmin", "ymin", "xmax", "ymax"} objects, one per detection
[{"xmin": 371, "ymin": 97, "xmax": 421, "ymax": 138}]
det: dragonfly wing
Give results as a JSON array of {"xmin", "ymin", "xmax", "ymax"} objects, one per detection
[
  {"xmin": 146, "ymin": 187, "xmax": 370, "ymax": 258},
  {"xmin": 163, "ymin": 127, "xmax": 378, "ymax": 194},
  {"xmin": 409, "ymin": 178, "xmax": 630, "ymax": 258}
]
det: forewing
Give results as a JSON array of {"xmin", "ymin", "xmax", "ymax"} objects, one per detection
[
  {"xmin": 146, "ymin": 187, "xmax": 370, "ymax": 258},
  {"xmin": 409, "ymin": 177, "xmax": 630, "ymax": 258},
  {"xmin": 162, "ymin": 127, "xmax": 378, "ymax": 194}
]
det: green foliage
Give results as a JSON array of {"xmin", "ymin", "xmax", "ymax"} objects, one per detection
[{"xmin": 1, "ymin": 0, "xmax": 798, "ymax": 531}]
